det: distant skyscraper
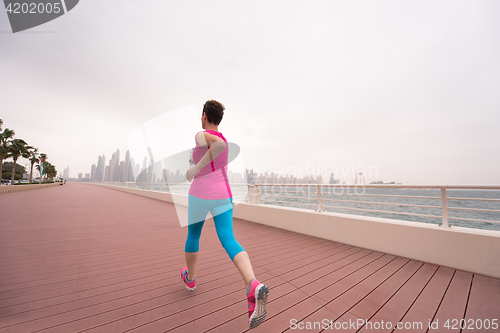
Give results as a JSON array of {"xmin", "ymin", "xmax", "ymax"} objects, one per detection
[
  {"xmin": 135, "ymin": 163, "xmax": 140, "ymax": 180},
  {"xmin": 90, "ymin": 164, "xmax": 97, "ymax": 181},
  {"xmin": 354, "ymin": 173, "xmax": 365, "ymax": 184},
  {"xmin": 63, "ymin": 166, "xmax": 69, "ymax": 179},
  {"xmin": 114, "ymin": 149, "xmax": 120, "ymax": 181},
  {"xmin": 119, "ymin": 161, "xmax": 125, "ymax": 182},
  {"xmin": 102, "ymin": 154, "xmax": 106, "ymax": 180},
  {"xmin": 125, "ymin": 151, "xmax": 131, "ymax": 181},
  {"xmin": 245, "ymin": 168, "xmax": 256, "ymax": 184},
  {"xmin": 95, "ymin": 156, "xmax": 100, "ymax": 181},
  {"xmin": 96, "ymin": 154, "xmax": 105, "ymax": 181},
  {"xmin": 125, "ymin": 150, "xmax": 134, "ymax": 182},
  {"xmin": 108, "ymin": 153, "xmax": 116, "ymax": 181},
  {"xmin": 129, "ymin": 157, "xmax": 135, "ymax": 179}
]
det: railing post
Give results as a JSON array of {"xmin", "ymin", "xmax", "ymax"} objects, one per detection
[
  {"xmin": 247, "ymin": 184, "xmax": 251, "ymax": 203},
  {"xmin": 440, "ymin": 187, "xmax": 449, "ymax": 227},
  {"xmin": 316, "ymin": 185, "xmax": 323, "ymax": 212},
  {"xmin": 248, "ymin": 184, "xmax": 261, "ymax": 204},
  {"xmin": 248, "ymin": 185, "xmax": 254, "ymax": 204}
]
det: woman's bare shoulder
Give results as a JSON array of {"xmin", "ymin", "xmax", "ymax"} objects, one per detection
[
  {"xmin": 196, "ymin": 131, "xmax": 223, "ymax": 147},
  {"xmin": 195, "ymin": 132, "xmax": 207, "ymax": 147}
]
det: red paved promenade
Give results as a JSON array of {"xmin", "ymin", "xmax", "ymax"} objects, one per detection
[{"xmin": 0, "ymin": 183, "xmax": 499, "ymax": 332}]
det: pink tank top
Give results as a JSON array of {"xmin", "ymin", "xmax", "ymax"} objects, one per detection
[{"xmin": 188, "ymin": 130, "xmax": 232, "ymax": 200}]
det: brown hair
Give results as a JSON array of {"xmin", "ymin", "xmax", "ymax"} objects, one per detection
[{"xmin": 203, "ymin": 100, "xmax": 225, "ymax": 125}]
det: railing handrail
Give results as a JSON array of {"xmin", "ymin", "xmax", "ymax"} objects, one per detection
[
  {"xmin": 253, "ymin": 183, "xmax": 500, "ymax": 190},
  {"xmin": 102, "ymin": 181, "xmax": 500, "ymax": 190},
  {"xmin": 96, "ymin": 182, "xmax": 500, "ymax": 228}
]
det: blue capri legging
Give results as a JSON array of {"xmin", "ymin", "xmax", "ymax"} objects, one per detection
[{"xmin": 185, "ymin": 194, "xmax": 245, "ymax": 261}]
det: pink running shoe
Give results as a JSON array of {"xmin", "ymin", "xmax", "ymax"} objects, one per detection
[
  {"xmin": 247, "ymin": 279, "xmax": 269, "ymax": 329},
  {"xmin": 180, "ymin": 266, "xmax": 196, "ymax": 291}
]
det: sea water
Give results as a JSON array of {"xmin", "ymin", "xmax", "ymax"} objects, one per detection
[{"xmin": 255, "ymin": 187, "xmax": 500, "ymax": 232}]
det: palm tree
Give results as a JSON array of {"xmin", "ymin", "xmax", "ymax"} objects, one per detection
[
  {"xmin": 8, "ymin": 138, "xmax": 31, "ymax": 184},
  {"xmin": 0, "ymin": 119, "xmax": 15, "ymax": 180},
  {"xmin": 35, "ymin": 164, "xmax": 42, "ymax": 182},
  {"xmin": 36, "ymin": 158, "xmax": 57, "ymax": 182},
  {"xmin": 45, "ymin": 163, "xmax": 57, "ymax": 181},
  {"xmin": 28, "ymin": 148, "xmax": 39, "ymax": 183}
]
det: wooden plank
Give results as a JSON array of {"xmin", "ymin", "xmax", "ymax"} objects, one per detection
[
  {"xmin": 431, "ymin": 270, "xmax": 472, "ymax": 330},
  {"xmin": 354, "ymin": 262, "xmax": 438, "ymax": 333},
  {"xmin": 462, "ymin": 274, "xmax": 500, "ymax": 332},
  {"xmin": 330, "ymin": 260, "xmax": 423, "ymax": 333},
  {"xmin": 393, "ymin": 266, "xmax": 455, "ymax": 332}
]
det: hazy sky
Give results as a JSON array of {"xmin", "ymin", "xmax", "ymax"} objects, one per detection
[{"xmin": 1, "ymin": 0, "xmax": 499, "ymax": 184}]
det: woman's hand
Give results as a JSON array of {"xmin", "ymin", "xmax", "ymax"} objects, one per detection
[{"xmin": 186, "ymin": 165, "xmax": 199, "ymax": 182}]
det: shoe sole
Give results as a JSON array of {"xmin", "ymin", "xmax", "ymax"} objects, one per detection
[
  {"xmin": 180, "ymin": 274, "xmax": 196, "ymax": 291},
  {"xmin": 249, "ymin": 284, "xmax": 269, "ymax": 329}
]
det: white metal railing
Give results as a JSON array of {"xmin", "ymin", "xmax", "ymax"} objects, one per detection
[
  {"xmin": 251, "ymin": 184, "xmax": 500, "ymax": 228},
  {"xmin": 95, "ymin": 182, "xmax": 500, "ymax": 229}
]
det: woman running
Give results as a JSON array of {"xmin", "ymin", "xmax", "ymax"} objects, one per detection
[{"xmin": 182, "ymin": 100, "xmax": 269, "ymax": 329}]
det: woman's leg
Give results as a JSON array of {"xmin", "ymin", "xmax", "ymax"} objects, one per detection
[
  {"xmin": 211, "ymin": 200, "xmax": 255, "ymax": 286},
  {"xmin": 233, "ymin": 251, "xmax": 256, "ymax": 287},
  {"xmin": 185, "ymin": 251, "xmax": 198, "ymax": 281},
  {"xmin": 185, "ymin": 220, "xmax": 204, "ymax": 280},
  {"xmin": 212, "ymin": 198, "xmax": 268, "ymax": 329},
  {"xmin": 184, "ymin": 195, "xmax": 209, "ymax": 281}
]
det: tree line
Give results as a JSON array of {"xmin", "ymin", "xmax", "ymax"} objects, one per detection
[{"xmin": 0, "ymin": 119, "xmax": 57, "ymax": 183}]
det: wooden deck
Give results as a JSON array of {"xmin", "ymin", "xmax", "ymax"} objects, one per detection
[{"xmin": 0, "ymin": 183, "xmax": 498, "ymax": 333}]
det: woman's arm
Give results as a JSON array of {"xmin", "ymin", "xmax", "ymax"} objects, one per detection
[{"xmin": 186, "ymin": 132, "xmax": 226, "ymax": 182}]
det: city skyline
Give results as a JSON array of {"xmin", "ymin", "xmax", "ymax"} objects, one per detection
[{"xmin": 78, "ymin": 147, "xmax": 408, "ymax": 185}]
